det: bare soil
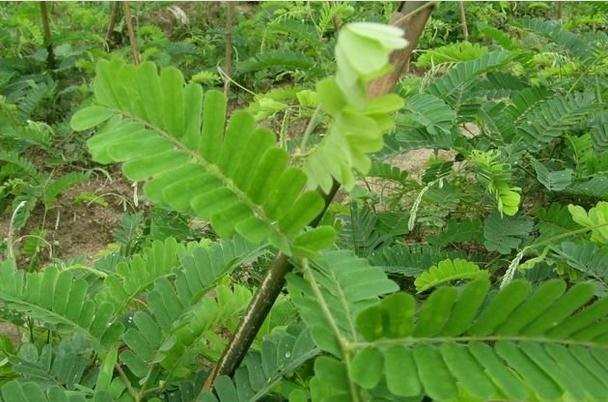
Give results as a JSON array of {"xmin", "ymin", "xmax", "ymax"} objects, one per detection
[{"xmin": 1, "ymin": 172, "xmax": 134, "ymax": 265}]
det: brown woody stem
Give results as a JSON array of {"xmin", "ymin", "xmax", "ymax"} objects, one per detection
[
  {"xmin": 123, "ymin": 1, "xmax": 140, "ymax": 65},
  {"xmin": 459, "ymin": 1, "xmax": 469, "ymax": 41},
  {"xmin": 105, "ymin": 2, "xmax": 120, "ymax": 49},
  {"xmin": 39, "ymin": 2, "xmax": 56, "ymax": 70}
]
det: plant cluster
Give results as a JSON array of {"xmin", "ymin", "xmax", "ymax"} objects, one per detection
[{"xmin": 1, "ymin": 2, "xmax": 608, "ymax": 402}]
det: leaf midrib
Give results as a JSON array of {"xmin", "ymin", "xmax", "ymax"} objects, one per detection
[{"xmin": 346, "ymin": 335, "xmax": 608, "ymax": 350}]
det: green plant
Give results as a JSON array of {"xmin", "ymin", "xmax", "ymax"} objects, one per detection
[{"xmin": 3, "ymin": 4, "xmax": 608, "ymax": 402}]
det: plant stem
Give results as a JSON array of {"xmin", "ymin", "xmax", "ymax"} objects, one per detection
[
  {"xmin": 368, "ymin": 1, "xmax": 435, "ymax": 97},
  {"xmin": 203, "ymin": 180, "xmax": 340, "ymax": 390},
  {"xmin": 459, "ymin": 1, "xmax": 468, "ymax": 41},
  {"xmin": 301, "ymin": 258, "xmax": 362, "ymax": 402},
  {"xmin": 556, "ymin": 1, "xmax": 564, "ymax": 20},
  {"xmin": 299, "ymin": 105, "xmax": 321, "ymax": 154},
  {"xmin": 39, "ymin": 2, "xmax": 56, "ymax": 70},
  {"xmin": 123, "ymin": 1, "xmax": 140, "ymax": 65},
  {"xmin": 105, "ymin": 1, "xmax": 120, "ymax": 49},
  {"xmin": 6, "ymin": 201, "xmax": 27, "ymax": 264},
  {"xmin": 116, "ymin": 363, "xmax": 140, "ymax": 402},
  {"xmin": 223, "ymin": 1, "xmax": 234, "ymax": 96}
]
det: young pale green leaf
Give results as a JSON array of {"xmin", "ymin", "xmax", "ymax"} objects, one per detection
[
  {"xmin": 469, "ymin": 150, "xmax": 521, "ymax": 216},
  {"xmin": 568, "ymin": 201, "xmax": 608, "ymax": 244},
  {"xmin": 414, "ymin": 258, "xmax": 487, "ymax": 292},
  {"xmin": 304, "ymin": 23, "xmax": 406, "ymax": 193},
  {"xmin": 336, "ymin": 23, "xmax": 407, "ymax": 104}
]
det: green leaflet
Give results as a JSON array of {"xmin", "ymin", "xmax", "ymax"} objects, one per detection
[
  {"xmin": 70, "ymin": 59, "xmax": 334, "ymax": 257},
  {"xmin": 516, "ymin": 92, "xmax": 598, "ymax": 150},
  {"xmin": 483, "ymin": 87, "xmax": 599, "ymax": 151},
  {"xmin": 415, "ymin": 41, "xmax": 489, "ymax": 69},
  {"xmin": 0, "ymin": 381, "xmax": 114, "ymax": 402},
  {"xmin": 414, "ymin": 258, "xmax": 487, "ymax": 293},
  {"xmin": 303, "ymin": 23, "xmax": 406, "ymax": 193},
  {"xmin": 366, "ymin": 161, "xmax": 409, "ymax": 184},
  {"xmin": 123, "ymin": 283, "xmax": 251, "ymax": 380},
  {"xmin": 0, "ymin": 261, "xmax": 122, "ymax": 352},
  {"xmin": 483, "ymin": 212, "xmax": 533, "ymax": 254},
  {"xmin": 568, "ymin": 201, "xmax": 608, "ymax": 244},
  {"xmin": 558, "ymin": 240, "xmax": 608, "ymax": 283},
  {"xmin": 11, "ymin": 335, "xmax": 91, "ymax": 390},
  {"xmin": 519, "ymin": 18, "xmax": 593, "ymax": 59},
  {"xmin": 427, "ymin": 218, "xmax": 483, "ymax": 247},
  {"xmin": 41, "ymin": 172, "xmax": 89, "ymax": 208},
  {"xmin": 399, "ymin": 93, "xmax": 456, "ymax": 137},
  {"xmin": 237, "ymin": 50, "xmax": 314, "ymax": 74},
  {"xmin": 311, "ymin": 278, "xmax": 608, "ymax": 401},
  {"xmin": 469, "ymin": 150, "xmax": 521, "ymax": 216},
  {"xmin": 309, "ymin": 356, "xmax": 351, "ymax": 402},
  {"xmin": 566, "ymin": 175, "xmax": 608, "ymax": 199},
  {"xmin": 590, "ymin": 112, "xmax": 608, "ymax": 153},
  {"xmin": 486, "ymin": 87, "xmax": 550, "ymax": 142},
  {"xmin": 369, "ymin": 243, "xmax": 466, "ymax": 278},
  {"xmin": 70, "ymin": 105, "xmax": 114, "ymax": 131},
  {"xmin": 427, "ymin": 50, "xmax": 513, "ymax": 105}
]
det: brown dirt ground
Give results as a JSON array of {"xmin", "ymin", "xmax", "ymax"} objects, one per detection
[{"xmin": 1, "ymin": 172, "xmax": 135, "ymax": 265}]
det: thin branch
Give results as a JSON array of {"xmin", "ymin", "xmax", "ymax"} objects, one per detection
[
  {"xmin": 556, "ymin": 1, "xmax": 564, "ymax": 20},
  {"xmin": 39, "ymin": 2, "xmax": 56, "ymax": 70},
  {"xmin": 301, "ymin": 259, "xmax": 362, "ymax": 401},
  {"xmin": 459, "ymin": 1, "xmax": 468, "ymax": 41},
  {"xmin": 391, "ymin": 1, "xmax": 437, "ymax": 27},
  {"xmin": 105, "ymin": 2, "xmax": 120, "ymax": 49},
  {"xmin": 368, "ymin": 1, "xmax": 436, "ymax": 97},
  {"xmin": 123, "ymin": 1, "xmax": 140, "ymax": 64},
  {"xmin": 6, "ymin": 201, "xmax": 27, "ymax": 264},
  {"xmin": 217, "ymin": 66, "xmax": 257, "ymax": 96},
  {"xmin": 116, "ymin": 363, "xmax": 140, "ymax": 402},
  {"xmin": 223, "ymin": 2, "xmax": 235, "ymax": 96},
  {"xmin": 298, "ymin": 105, "xmax": 322, "ymax": 154}
]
